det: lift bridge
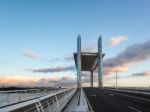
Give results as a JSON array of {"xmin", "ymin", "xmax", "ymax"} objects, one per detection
[
  {"xmin": 0, "ymin": 35, "xmax": 104, "ymax": 112},
  {"xmin": 1, "ymin": 36, "xmax": 150, "ymax": 112}
]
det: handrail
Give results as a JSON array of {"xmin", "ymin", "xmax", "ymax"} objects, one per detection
[
  {"xmin": 0, "ymin": 89, "xmax": 39, "ymax": 93},
  {"xmin": 0, "ymin": 89, "xmax": 64, "ymax": 108},
  {"xmin": 0, "ymin": 88, "xmax": 65, "ymax": 93},
  {"xmin": 0, "ymin": 88, "xmax": 76, "ymax": 112}
]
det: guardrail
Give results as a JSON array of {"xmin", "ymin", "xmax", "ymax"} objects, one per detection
[
  {"xmin": 0, "ymin": 89, "xmax": 64, "ymax": 108},
  {"xmin": 0, "ymin": 88, "xmax": 76, "ymax": 112}
]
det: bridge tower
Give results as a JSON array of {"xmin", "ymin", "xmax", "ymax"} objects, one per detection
[
  {"xmin": 74, "ymin": 35, "xmax": 105, "ymax": 88},
  {"xmin": 98, "ymin": 36, "xmax": 103, "ymax": 87},
  {"xmin": 77, "ymin": 35, "xmax": 81, "ymax": 88}
]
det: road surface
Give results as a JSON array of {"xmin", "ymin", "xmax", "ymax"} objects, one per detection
[{"xmin": 84, "ymin": 87, "xmax": 150, "ymax": 112}]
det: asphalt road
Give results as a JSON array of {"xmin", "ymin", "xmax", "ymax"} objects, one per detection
[{"xmin": 84, "ymin": 87, "xmax": 150, "ymax": 112}]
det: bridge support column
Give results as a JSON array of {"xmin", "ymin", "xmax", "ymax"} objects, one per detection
[
  {"xmin": 98, "ymin": 36, "xmax": 103, "ymax": 87},
  {"xmin": 90, "ymin": 70, "xmax": 93, "ymax": 87},
  {"xmin": 77, "ymin": 35, "xmax": 81, "ymax": 88}
]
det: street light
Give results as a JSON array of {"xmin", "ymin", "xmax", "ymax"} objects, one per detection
[
  {"xmin": 115, "ymin": 66, "xmax": 118, "ymax": 90},
  {"xmin": 110, "ymin": 62, "xmax": 118, "ymax": 90}
]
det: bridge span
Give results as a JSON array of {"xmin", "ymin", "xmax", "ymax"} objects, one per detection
[{"xmin": 0, "ymin": 87, "xmax": 150, "ymax": 112}]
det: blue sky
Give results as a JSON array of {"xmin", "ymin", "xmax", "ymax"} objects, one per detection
[{"xmin": 0, "ymin": 0, "xmax": 150, "ymax": 87}]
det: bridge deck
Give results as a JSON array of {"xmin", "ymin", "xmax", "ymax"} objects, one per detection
[{"xmin": 84, "ymin": 87, "xmax": 150, "ymax": 112}]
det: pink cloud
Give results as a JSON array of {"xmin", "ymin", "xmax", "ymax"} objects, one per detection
[
  {"xmin": 28, "ymin": 66, "xmax": 75, "ymax": 73},
  {"xmin": 109, "ymin": 35, "xmax": 128, "ymax": 47},
  {"xmin": 23, "ymin": 50, "xmax": 42, "ymax": 60},
  {"xmin": 0, "ymin": 75, "xmax": 76, "ymax": 88}
]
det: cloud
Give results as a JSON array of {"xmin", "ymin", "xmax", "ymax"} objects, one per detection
[
  {"xmin": 0, "ymin": 75, "xmax": 38, "ymax": 87},
  {"xmin": 80, "ymin": 70, "xmax": 150, "ymax": 87},
  {"xmin": 34, "ymin": 76, "xmax": 76, "ymax": 87},
  {"xmin": 82, "ymin": 72, "xmax": 98, "ymax": 83},
  {"xmin": 49, "ymin": 58, "xmax": 62, "ymax": 63},
  {"xmin": 103, "ymin": 39, "xmax": 150, "ymax": 75},
  {"xmin": 28, "ymin": 39, "xmax": 150, "ymax": 76},
  {"xmin": 103, "ymin": 65, "xmax": 128, "ymax": 75},
  {"xmin": 109, "ymin": 36, "xmax": 128, "ymax": 47},
  {"xmin": 64, "ymin": 56, "xmax": 74, "ymax": 61},
  {"xmin": 23, "ymin": 50, "xmax": 42, "ymax": 60},
  {"xmin": 103, "ymin": 70, "xmax": 150, "ymax": 81},
  {"xmin": 29, "ymin": 65, "xmax": 75, "ymax": 73},
  {"xmin": 83, "ymin": 42, "xmax": 97, "ymax": 52},
  {"xmin": 21, "ymin": 39, "xmax": 150, "ymax": 87},
  {"xmin": 0, "ymin": 75, "xmax": 76, "ymax": 87},
  {"xmin": 47, "ymin": 56, "xmax": 74, "ymax": 63},
  {"xmin": 23, "ymin": 50, "xmax": 66, "ymax": 63},
  {"xmin": 130, "ymin": 71, "xmax": 150, "ymax": 77},
  {"xmin": 104, "ymin": 71, "xmax": 150, "ymax": 81}
]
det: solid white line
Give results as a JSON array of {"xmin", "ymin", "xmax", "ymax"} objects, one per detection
[
  {"xmin": 105, "ymin": 90, "xmax": 150, "ymax": 102},
  {"xmin": 128, "ymin": 106, "xmax": 142, "ymax": 112},
  {"xmin": 107, "ymin": 89, "xmax": 150, "ymax": 95},
  {"xmin": 115, "ymin": 92, "xmax": 150, "ymax": 102}
]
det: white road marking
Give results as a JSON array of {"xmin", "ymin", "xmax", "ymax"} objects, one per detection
[
  {"xmin": 109, "ymin": 91, "xmax": 150, "ymax": 102},
  {"xmin": 90, "ymin": 94, "xmax": 96, "ymax": 97},
  {"xmin": 108, "ymin": 94, "xmax": 114, "ymax": 96},
  {"xmin": 117, "ymin": 93, "xmax": 150, "ymax": 102},
  {"xmin": 107, "ymin": 89, "xmax": 150, "ymax": 95},
  {"xmin": 128, "ymin": 106, "xmax": 142, "ymax": 112}
]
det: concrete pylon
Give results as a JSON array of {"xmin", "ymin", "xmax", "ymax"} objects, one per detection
[
  {"xmin": 90, "ymin": 70, "xmax": 93, "ymax": 87},
  {"xmin": 77, "ymin": 35, "xmax": 81, "ymax": 88},
  {"xmin": 98, "ymin": 36, "xmax": 103, "ymax": 87}
]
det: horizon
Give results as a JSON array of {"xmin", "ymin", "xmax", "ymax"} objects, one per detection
[{"xmin": 0, "ymin": 0, "xmax": 150, "ymax": 88}]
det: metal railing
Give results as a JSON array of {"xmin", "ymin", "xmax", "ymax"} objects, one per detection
[
  {"xmin": 0, "ymin": 88, "xmax": 76, "ymax": 112},
  {"xmin": 0, "ymin": 89, "xmax": 64, "ymax": 108}
]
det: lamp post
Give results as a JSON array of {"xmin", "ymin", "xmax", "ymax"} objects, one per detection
[
  {"xmin": 110, "ymin": 62, "xmax": 118, "ymax": 90},
  {"xmin": 115, "ymin": 66, "xmax": 118, "ymax": 90}
]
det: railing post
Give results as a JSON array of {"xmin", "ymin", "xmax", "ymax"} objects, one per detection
[
  {"xmin": 55, "ymin": 95, "xmax": 60, "ymax": 110},
  {"xmin": 19, "ymin": 91, "xmax": 22, "ymax": 102},
  {"xmin": 6, "ymin": 93, "xmax": 9, "ymax": 104},
  {"xmin": 47, "ymin": 101, "xmax": 50, "ymax": 111},
  {"xmin": 35, "ymin": 102, "xmax": 44, "ymax": 112}
]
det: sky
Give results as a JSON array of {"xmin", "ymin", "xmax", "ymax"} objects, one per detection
[{"xmin": 0, "ymin": 0, "xmax": 150, "ymax": 88}]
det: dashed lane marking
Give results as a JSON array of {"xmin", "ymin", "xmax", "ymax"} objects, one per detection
[{"xmin": 128, "ymin": 106, "xmax": 142, "ymax": 112}]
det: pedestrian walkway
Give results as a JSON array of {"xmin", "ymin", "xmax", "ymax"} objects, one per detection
[{"xmin": 63, "ymin": 89, "xmax": 80, "ymax": 112}]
